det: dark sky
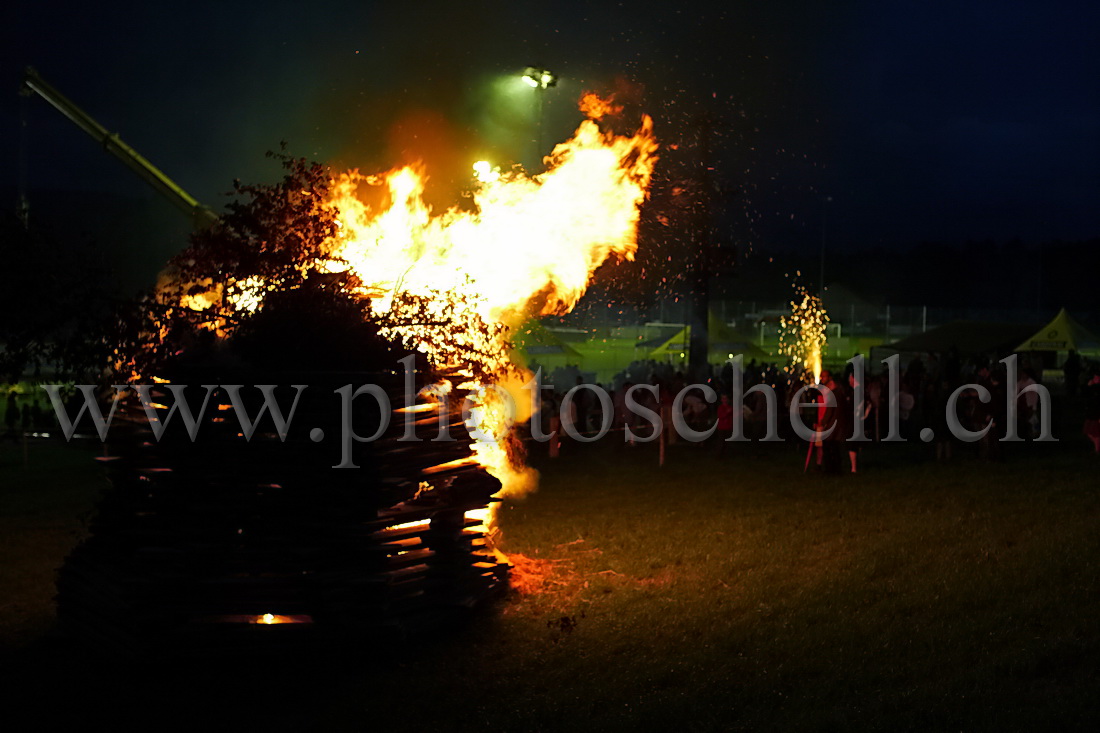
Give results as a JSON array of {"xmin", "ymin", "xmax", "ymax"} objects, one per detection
[{"xmin": 4, "ymin": 0, "xmax": 1098, "ymax": 285}]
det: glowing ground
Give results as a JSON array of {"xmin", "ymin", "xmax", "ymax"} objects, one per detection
[{"xmin": 2, "ymin": 437, "xmax": 1098, "ymax": 731}]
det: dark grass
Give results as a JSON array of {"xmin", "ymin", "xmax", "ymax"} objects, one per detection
[
  {"xmin": 1, "ymin": 435, "xmax": 1099, "ymax": 731},
  {"xmin": 0, "ymin": 442, "xmax": 105, "ymax": 647}
]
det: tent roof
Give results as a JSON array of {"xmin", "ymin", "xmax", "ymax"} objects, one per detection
[
  {"xmin": 512, "ymin": 320, "xmax": 582, "ymax": 357},
  {"xmin": 1016, "ymin": 308, "xmax": 1100, "ymax": 352},
  {"xmin": 883, "ymin": 321, "xmax": 1038, "ymax": 356}
]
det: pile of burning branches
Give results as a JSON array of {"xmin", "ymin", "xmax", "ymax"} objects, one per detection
[{"xmin": 115, "ymin": 149, "xmax": 506, "ymax": 387}]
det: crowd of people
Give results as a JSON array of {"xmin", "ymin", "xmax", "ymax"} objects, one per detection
[{"xmin": 527, "ymin": 349, "xmax": 1100, "ymax": 469}]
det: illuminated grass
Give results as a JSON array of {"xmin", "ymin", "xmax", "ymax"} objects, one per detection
[{"xmin": 2, "ymin": 440, "xmax": 1098, "ymax": 730}]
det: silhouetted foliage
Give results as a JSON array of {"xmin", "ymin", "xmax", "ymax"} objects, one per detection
[
  {"xmin": 112, "ymin": 146, "xmax": 503, "ymax": 384},
  {"xmin": 167, "ymin": 146, "xmax": 343, "ymax": 303}
]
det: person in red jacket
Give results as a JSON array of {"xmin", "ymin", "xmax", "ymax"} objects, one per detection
[
  {"xmin": 715, "ymin": 392, "xmax": 734, "ymax": 457},
  {"xmin": 1083, "ymin": 373, "xmax": 1100, "ymax": 454}
]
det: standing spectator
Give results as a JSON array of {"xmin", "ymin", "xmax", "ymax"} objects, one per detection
[
  {"xmin": 866, "ymin": 371, "xmax": 883, "ymax": 441},
  {"xmin": 976, "ymin": 368, "xmax": 1000, "ymax": 461},
  {"xmin": 715, "ymin": 393, "xmax": 734, "ymax": 458},
  {"xmin": 1082, "ymin": 374, "xmax": 1100, "ymax": 455},
  {"xmin": 1017, "ymin": 368, "xmax": 1040, "ymax": 439},
  {"xmin": 571, "ymin": 376, "xmax": 589, "ymax": 435},
  {"xmin": 847, "ymin": 372, "xmax": 871, "ymax": 472},
  {"xmin": 615, "ymin": 382, "xmax": 634, "ymax": 447},
  {"xmin": 929, "ymin": 379, "xmax": 954, "ymax": 462},
  {"xmin": 899, "ymin": 384, "xmax": 916, "ymax": 441},
  {"xmin": 989, "ymin": 366, "xmax": 1009, "ymax": 447},
  {"xmin": 681, "ymin": 390, "xmax": 709, "ymax": 431},
  {"xmin": 559, "ymin": 390, "xmax": 578, "ymax": 440},
  {"xmin": 818, "ymin": 371, "xmax": 843, "ymax": 474}
]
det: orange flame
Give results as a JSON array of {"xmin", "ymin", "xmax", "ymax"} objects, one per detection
[
  {"xmin": 316, "ymin": 98, "xmax": 656, "ymax": 530},
  {"xmin": 185, "ymin": 95, "xmax": 658, "ymax": 538},
  {"xmin": 578, "ymin": 92, "xmax": 624, "ymax": 121}
]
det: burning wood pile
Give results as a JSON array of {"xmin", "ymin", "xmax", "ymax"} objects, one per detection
[
  {"xmin": 56, "ymin": 92, "xmax": 657, "ymax": 654},
  {"xmin": 58, "ymin": 365, "xmax": 508, "ymax": 655}
]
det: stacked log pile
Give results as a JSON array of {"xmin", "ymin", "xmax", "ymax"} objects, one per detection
[{"xmin": 57, "ymin": 367, "xmax": 509, "ymax": 656}]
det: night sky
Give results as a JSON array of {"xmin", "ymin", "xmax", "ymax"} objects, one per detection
[{"xmin": 4, "ymin": 1, "xmax": 1098, "ymax": 288}]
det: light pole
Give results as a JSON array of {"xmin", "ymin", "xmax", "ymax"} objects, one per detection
[
  {"xmin": 522, "ymin": 67, "xmax": 556, "ymax": 168},
  {"xmin": 819, "ymin": 195, "xmax": 833, "ymax": 293}
]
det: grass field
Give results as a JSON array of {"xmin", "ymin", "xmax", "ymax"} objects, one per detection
[{"xmin": 1, "ymin": 436, "xmax": 1098, "ymax": 731}]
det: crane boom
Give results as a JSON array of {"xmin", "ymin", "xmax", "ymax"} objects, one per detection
[{"xmin": 20, "ymin": 67, "xmax": 218, "ymax": 230}]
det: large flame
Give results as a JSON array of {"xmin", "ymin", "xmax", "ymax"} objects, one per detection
[
  {"xmin": 219, "ymin": 96, "xmax": 658, "ymax": 534},
  {"xmin": 326, "ymin": 112, "xmax": 656, "ymax": 322},
  {"xmin": 578, "ymin": 92, "xmax": 623, "ymax": 121}
]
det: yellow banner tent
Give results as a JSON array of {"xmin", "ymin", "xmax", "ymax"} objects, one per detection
[
  {"xmin": 1016, "ymin": 308, "xmax": 1100, "ymax": 354},
  {"xmin": 649, "ymin": 313, "xmax": 772, "ymax": 363}
]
